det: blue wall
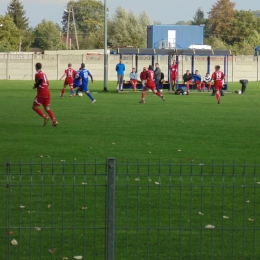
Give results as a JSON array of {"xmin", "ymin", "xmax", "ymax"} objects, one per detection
[{"xmin": 147, "ymin": 25, "xmax": 204, "ymax": 49}]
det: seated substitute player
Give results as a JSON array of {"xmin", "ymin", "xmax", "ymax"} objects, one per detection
[
  {"xmin": 130, "ymin": 67, "xmax": 138, "ymax": 91},
  {"xmin": 193, "ymin": 70, "xmax": 202, "ymax": 92},
  {"xmin": 78, "ymin": 63, "xmax": 96, "ymax": 104},
  {"xmin": 139, "ymin": 65, "xmax": 165, "ymax": 103},
  {"xmin": 211, "ymin": 65, "xmax": 225, "ymax": 104},
  {"xmin": 140, "ymin": 67, "xmax": 147, "ymax": 88},
  {"xmin": 201, "ymin": 72, "xmax": 212, "ymax": 92},
  {"xmin": 59, "ymin": 63, "xmax": 78, "ymax": 98},
  {"xmin": 183, "ymin": 70, "xmax": 193, "ymax": 92},
  {"xmin": 32, "ymin": 62, "xmax": 58, "ymax": 126},
  {"xmin": 72, "ymin": 66, "xmax": 82, "ymax": 96}
]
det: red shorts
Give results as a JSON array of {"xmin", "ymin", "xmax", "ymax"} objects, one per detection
[
  {"xmin": 130, "ymin": 79, "xmax": 137, "ymax": 83},
  {"xmin": 64, "ymin": 78, "xmax": 73, "ymax": 87},
  {"xmin": 146, "ymin": 81, "xmax": 156, "ymax": 90},
  {"xmin": 171, "ymin": 75, "xmax": 177, "ymax": 81},
  {"xmin": 214, "ymin": 82, "xmax": 222, "ymax": 91},
  {"xmin": 185, "ymin": 80, "xmax": 193, "ymax": 84},
  {"xmin": 33, "ymin": 96, "xmax": 50, "ymax": 107}
]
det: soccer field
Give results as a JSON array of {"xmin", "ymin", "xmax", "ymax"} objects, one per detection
[
  {"xmin": 0, "ymin": 80, "xmax": 260, "ymax": 162},
  {"xmin": 1, "ymin": 80, "xmax": 260, "ymax": 259}
]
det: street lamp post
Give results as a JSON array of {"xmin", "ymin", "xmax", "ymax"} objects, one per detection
[{"xmin": 103, "ymin": 0, "xmax": 108, "ymax": 92}]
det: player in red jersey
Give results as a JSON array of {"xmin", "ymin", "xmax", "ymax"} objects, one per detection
[
  {"xmin": 139, "ymin": 65, "xmax": 165, "ymax": 103},
  {"xmin": 211, "ymin": 65, "xmax": 225, "ymax": 104},
  {"xmin": 170, "ymin": 60, "xmax": 178, "ymax": 91},
  {"xmin": 32, "ymin": 63, "xmax": 58, "ymax": 126},
  {"xmin": 59, "ymin": 63, "xmax": 78, "ymax": 98}
]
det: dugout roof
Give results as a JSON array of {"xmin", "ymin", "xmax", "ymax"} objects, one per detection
[{"xmin": 117, "ymin": 48, "xmax": 231, "ymax": 56}]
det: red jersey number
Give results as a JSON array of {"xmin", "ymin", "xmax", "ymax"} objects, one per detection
[{"xmin": 147, "ymin": 70, "xmax": 154, "ymax": 81}]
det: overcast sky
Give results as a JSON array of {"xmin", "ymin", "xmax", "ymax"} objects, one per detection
[{"xmin": 0, "ymin": 0, "xmax": 258, "ymax": 28}]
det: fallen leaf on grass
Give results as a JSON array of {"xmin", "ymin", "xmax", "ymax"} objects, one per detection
[
  {"xmin": 82, "ymin": 182, "xmax": 87, "ymax": 185},
  {"xmin": 112, "ymin": 143, "xmax": 115, "ymax": 145},
  {"xmin": 62, "ymin": 258, "xmax": 68, "ymax": 260},
  {"xmin": 246, "ymin": 200, "xmax": 250, "ymax": 203},
  {"xmin": 8, "ymin": 231, "xmax": 15, "ymax": 235},
  {"xmin": 40, "ymin": 155, "xmax": 43, "ymax": 158},
  {"xmin": 61, "ymin": 160, "xmax": 65, "ymax": 162},
  {"xmin": 35, "ymin": 227, "xmax": 41, "ymax": 231},
  {"xmin": 205, "ymin": 224, "xmax": 215, "ymax": 229},
  {"xmin": 20, "ymin": 205, "xmax": 25, "ymax": 209},
  {"xmin": 248, "ymin": 218, "xmax": 255, "ymax": 222},
  {"xmin": 37, "ymin": 171, "xmax": 41, "ymax": 173},
  {"xmin": 74, "ymin": 256, "xmax": 83, "ymax": 259},
  {"xmin": 199, "ymin": 212, "xmax": 204, "ymax": 215},
  {"xmin": 28, "ymin": 211, "xmax": 35, "ymax": 214},
  {"xmin": 47, "ymin": 204, "xmax": 51, "ymax": 209},
  {"xmin": 223, "ymin": 216, "xmax": 229, "ymax": 219},
  {"xmin": 154, "ymin": 182, "xmax": 160, "ymax": 185},
  {"xmin": 48, "ymin": 248, "xmax": 56, "ymax": 253},
  {"xmin": 148, "ymin": 151, "xmax": 151, "ymax": 153},
  {"xmin": 11, "ymin": 239, "xmax": 18, "ymax": 245},
  {"xmin": 178, "ymin": 150, "xmax": 182, "ymax": 152},
  {"xmin": 135, "ymin": 178, "xmax": 140, "ymax": 181},
  {"xmin": 257, "ymin": 182, "xmax": 260, "ymax": 184},
  {"xmin": 81, "ymin": 207, "xmax": 88, "ymax": 210}
]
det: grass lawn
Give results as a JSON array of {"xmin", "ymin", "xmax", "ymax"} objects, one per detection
[{"xmin": 0, "ymin": 80, "xmax": 260, "ymax": 259}]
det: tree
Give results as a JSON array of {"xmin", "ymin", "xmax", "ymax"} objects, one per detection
[
  {"xmin": 175, "ymin": 20, "xmax": 192, "ymax": 25},
  {"xmin": 61, "ymin": 0, "xmax": 104, "ymax": 48},
  {"xmin": 252, "ymin": 10, "xmax": 260, "ymax": 17},
  {"xmin": 33, "ymin": 20, "xmax": 65, "ymax": 51},
  {"xmin": 0, "ymin": 15, "xmax": 21, "ymax": 51},
  {"xmin": 6, "ymin": 0, "xmax": 29, "ymax": 31},
  {"xmin": 207, "ymin": 0, "xmax": 236, "ymax": 41},
  {"xmin": 108, "ymin": 6, "xmax": 151, "ymax": 48},
  {"xmin": 225, "ymin": 10, "xmax": 260, "ymax": 45},
  {"xmin": 192, "ymin": 7, "xmax": 206, "ymax": 25}
]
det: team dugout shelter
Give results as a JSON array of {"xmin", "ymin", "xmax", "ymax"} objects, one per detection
[{"xmin": 116, "ymin": 48, "xmax": 231, "ymax": 91}]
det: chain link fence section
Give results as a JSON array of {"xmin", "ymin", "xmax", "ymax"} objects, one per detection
[{"xmin": 1, "ymin": 159, "xmax": 260, "ymax": 259}]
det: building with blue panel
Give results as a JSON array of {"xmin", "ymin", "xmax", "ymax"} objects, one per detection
[{"xmin": 147, "ymin": 25, "xmax": 204, "ymax": 49}]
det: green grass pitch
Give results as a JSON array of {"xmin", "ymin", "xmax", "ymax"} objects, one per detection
[{"xmin": 0, "ymin": 80, "xmax": 260, "ymax": 259}]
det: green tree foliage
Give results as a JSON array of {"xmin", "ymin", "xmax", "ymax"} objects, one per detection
[
  {"xmin": 0, "ymin": 15, "xmax": 21, "ymax": 51},
  {"xmin": 225, "ymin": 10, "xmax": 260, "ymax": 44},
  {"xmin": 174, "ymin": 20, "xmax": 192, "ymax": 25},
  {"xmin": 108, "ymin": 6, "xmax": 151, "ymax": 48},
  {"xmin": 207, "ymin": 0, "xmax": 236, "ymax": 41},
  {"xmin": 192, "ymin": 7, "xmax": 206, "ymax": 25},
  {"xmin": 61, "ymin": 0, "xmax": 104, "ymax": 48},
  {"xmin": 33, "ymin": 20, "xmax": 65, "ymax": 51},
  {"xmin": 204, "ymin": 36, "xmax": 229, "ymax": 50},
  {"xmin": 6, "ymin": 0, "xmax": 29, "ymax": 31}
]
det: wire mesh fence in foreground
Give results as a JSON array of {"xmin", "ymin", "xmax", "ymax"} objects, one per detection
[{"xmin": 1, "ymin": 158, "xmax": 260, "ymax": 260}]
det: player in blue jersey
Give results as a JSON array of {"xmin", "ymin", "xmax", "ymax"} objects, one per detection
[
  {"xmin": 78, "ymin": 63, "xmax": 96, "ymax": 103},
  {"xmin": 71, "ymin": 67, "xmax": 82, "ymax": 97}
]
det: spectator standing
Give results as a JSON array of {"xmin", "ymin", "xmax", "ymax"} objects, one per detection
[
  {"xmin": 170, "ymin": 60, "xmax": 178, "ymax": 91},
  {"xmin": 193, "ymin": 70, "xmax": 202, "ymax": 92},
  {"xmin": 130, "ymin": 68, "xmax": 138, "ymax": 91},
  {"xmin": 154, "ymin": 63, "xmax": 161, "ymax": 93},
  {"xmin": 183, "ymin": 70, "xmax": 193, "ymax": 92},
  {"xmin": 115, "ymin": 59, "xmax": 125, "ymax": 92},
  {"xmin": 160, "ymin": 72, "xmax": 165, "ymax": 92}
]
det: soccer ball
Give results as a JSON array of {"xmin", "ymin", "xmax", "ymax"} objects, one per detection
[
  {"xmin": 78, "ymin": 92, "xmax": 83, "ymax": 97},
  {"xmin": 238, "ymin": 90, "xmax": 242, "ymax": 94},
  {"xmin": 183, "ymin": 91, "xmax": 187, "ymax": 95}
]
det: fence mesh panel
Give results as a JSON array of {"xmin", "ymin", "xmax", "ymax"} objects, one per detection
[{"xmin": 1, "ymin": 159, "xmax": 260, "ymax": 260}]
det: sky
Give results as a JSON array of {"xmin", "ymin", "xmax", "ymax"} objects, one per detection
[{"xmin": 0, "ymin": 0, "xmax": 258, "ymax": 28}]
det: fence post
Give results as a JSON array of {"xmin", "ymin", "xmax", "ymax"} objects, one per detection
[{"xmin": 107, "ymin": 158, "xmax": 115, "ymax": 260}]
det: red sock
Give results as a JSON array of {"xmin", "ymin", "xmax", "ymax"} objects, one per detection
[
  {"xmin": 216, "ymin": 91, "xmax": 220, "ymax": 101},
  {"xmin": 142, "ymin": 92, "xmax": 146, "ymax": 100},
  {"xmin": 46, "ymin": 109, "xmax": 56, "ymax": 122},
  {"xmin": 155, "ymin": 92, "xmax": 161, "ymax": 97},
  {"xmin": 61, "ymin": 88, "xmax": 65, "ymax": 96},
  {"xmin": 34, "ymin": 107, "xmax": 46, "ymax": 118}
]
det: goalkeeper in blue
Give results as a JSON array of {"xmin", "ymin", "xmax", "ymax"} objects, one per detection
[{"xmin": 78, "ymin": 63, "xmax": 96, "ymax": 104}]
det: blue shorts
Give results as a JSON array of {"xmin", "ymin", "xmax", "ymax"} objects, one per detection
[
  {"xmin": 73, "ymin": 84, "xmax": 81, "ymax": 89},
  {"xmin": 80, "ymin": 84, "xmax": 89, "ymax": 92}
]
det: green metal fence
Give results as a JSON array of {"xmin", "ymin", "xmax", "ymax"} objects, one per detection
[{"xmin": 1, "ymin": 158, "xmax": 260, "ymax": 259}]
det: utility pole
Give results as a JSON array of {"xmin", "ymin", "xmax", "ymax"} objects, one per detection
[
  {"xmin": 103, "ymin": 0, "xmax": 108, "ymax": 92},
  {"xmin": 65, "ymin": 6, "xmax": 79, "ymax": 50}
]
